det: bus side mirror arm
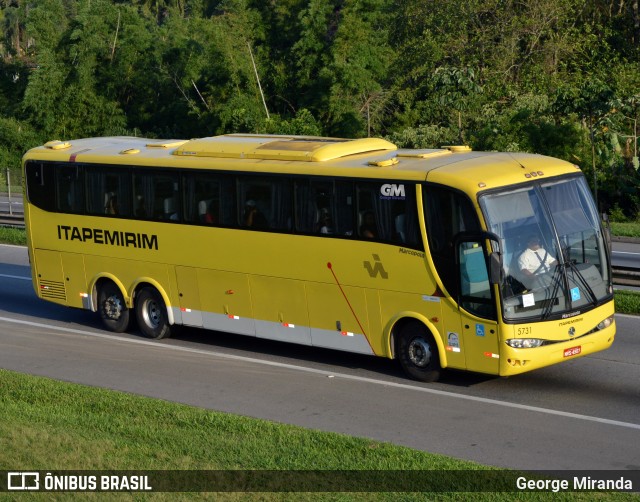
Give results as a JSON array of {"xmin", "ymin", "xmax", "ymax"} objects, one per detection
[{"xmin": 489, "ymin": 252, "xmax": 503, "ymax": 285}]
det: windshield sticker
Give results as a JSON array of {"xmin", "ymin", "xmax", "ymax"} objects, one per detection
[
  {"xmin": 522, "ymin": 293, "xmax": 535, "ymax": 308},
  {"xmin": 571, "ymin": 287, "xmax": 581, "ymax": 302}
]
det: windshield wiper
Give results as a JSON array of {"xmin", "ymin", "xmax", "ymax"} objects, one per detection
[
  {"xmin": 541, "ymin": 263, "xmax": 563, "ymax": 320},
  {"xmin": 540, "ymin": 247, "xmax": 598, "ymax": 320},
  {"xmin": 565, "ymin": 258, "xmax": 598, "ymax": 307}
]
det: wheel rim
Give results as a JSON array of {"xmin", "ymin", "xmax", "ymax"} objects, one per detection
[
  {"xmin": 142, "ymin": 298, "xmax": 162, "ymax": 329},
  {"xmin": 104, "ymin": 294, "xmax": 123, "ymax": 320},
  {"xmin": 408, "ymin": 337, "xmax": 432, "ymax": 368}
]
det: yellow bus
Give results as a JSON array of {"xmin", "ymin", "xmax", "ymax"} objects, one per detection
[{"xmin": 23, "ymin": 134, "xmax": 616, "ymax": 381}]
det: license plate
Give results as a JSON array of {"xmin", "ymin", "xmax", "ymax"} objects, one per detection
[{"xmin": 564, "ymin": 346, "xmax": 582, "ymax": 357}]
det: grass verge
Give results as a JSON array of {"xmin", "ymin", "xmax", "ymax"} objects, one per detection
[
  {"xmin": 0, "ymin": 369, "xmax": 635, "ymax": 501},
  {"xmin": 0, "ymin": 226, "xmax": 26, "ymax": 245},
  {"xmin": 614, "ymin": 289, "xmax": 640, "ymax": 314},
  {"xmin": 610, "ymin": 221, "xmax": 640, "ymax": 239}
]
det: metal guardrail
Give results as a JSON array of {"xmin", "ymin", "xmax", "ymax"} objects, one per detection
[
  {"xmin": 612, "ymin": 268, "xmax": 640, "ymax": 287},
  {"xmin": 0, "ymin": 213, "xmax": 25, "ymax": 228}
]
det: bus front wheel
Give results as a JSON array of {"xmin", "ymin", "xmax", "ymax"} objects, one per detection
[
  {"xmin": 396, "ymin": 323, "xmax": 441, "ymax": 382},
  {"xmin": 136, "ymin": 287, "xmax": 171, "ymax": 340},
  {"xmin": 98, "ymin": 282, "xmax": 130, "ymax": 333}
]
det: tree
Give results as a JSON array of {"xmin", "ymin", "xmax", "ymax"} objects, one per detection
[
  {"xmin": 21, "ymin": 0, "xmax": 127, "ymax": 138},
  {"xmin": 322, "ymin": 0, "xmax": 395, "ymax": 137}
]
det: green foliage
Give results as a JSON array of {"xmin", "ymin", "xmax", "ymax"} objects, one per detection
[
  {"xmin": 259, "ymin": 108, "xmax": 322, "ymax": 136},
  {"xmin": 385, "ymin": 124, "xmax": 458, "ymax": 149},
  {"xmin": 614, "ymin": 290, "xmax": 640, "ymax": 315},
  {"xmin": 0, "ymin": 227, "xmax": 26, "ymax": 246},
  {"xmin": 0, "ymin": 0, "xmax": 639, "ymax": 216},
  {"xmin": 609, "ymin": 221, "xmax": 640, "ymax": 237},
  {"xmin": 609, "ymin": 205, "xmax": 628, "ymax": 223},
  {"xmin": 0, "ymin": 116, "xmax": 41, "ymax": 176}
]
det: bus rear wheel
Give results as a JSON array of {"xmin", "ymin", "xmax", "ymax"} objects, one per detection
[
  {"xmin": 136, "ymin": 287, "xmax": 171, "ymax": 340},
  {"xmin": 98, "ymin": 282, "xmax": 130, "ymax": 333},
  {"xmin": 396, "ymin": 323, "xmax": 441, "ymax": 382}
]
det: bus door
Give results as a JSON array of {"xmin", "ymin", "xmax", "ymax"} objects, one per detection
[{"xmin": 453, "ymin": 233, "xmax": 500, "ymax": 374}]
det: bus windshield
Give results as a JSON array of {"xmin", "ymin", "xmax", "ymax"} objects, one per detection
[{"xmin": 480, "ymin": 175, "xmax": 611, "ymax": 321}]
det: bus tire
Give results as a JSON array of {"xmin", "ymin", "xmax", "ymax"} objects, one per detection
[
  {"xmin": 136, "ymin": 287, "xmax": 171, "ymax": 340},
  {"xmin": 98, "ymin": 282, "xmax": 130, "ymax": 333},
  {"xmin": 396, "ymin": 322, "xmax": 441, "ymax": 382}
]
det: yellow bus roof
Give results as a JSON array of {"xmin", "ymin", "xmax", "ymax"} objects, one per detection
[{"xmin": 24, "ymin": 134, "xmax": 582, "ymax": 193}]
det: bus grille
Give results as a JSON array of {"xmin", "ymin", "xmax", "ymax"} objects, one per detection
[{"xmin": 39, "ymin": 280, "xmax": 66, "ymax": 301}]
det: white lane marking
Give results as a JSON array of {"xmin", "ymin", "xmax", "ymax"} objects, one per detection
[
  {"xmin": 0, "ymin": 273, "xmax": 30, "ymax": 281},
  {"xmin": 1, "ymin": 315, "xmax": 639, "ymax": 431},
  {"xmin": 0, "ymin": 243, "xmax": 27, "ymax": 249},
  {"xmin": 613, "ymin": 251, "xmax": 640, "ymax": 256}
]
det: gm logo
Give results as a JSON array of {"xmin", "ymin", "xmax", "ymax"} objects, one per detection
[
  {"xmin": 7, "ymin": 472, "xmax": 40, "ymax": 491},
  {"xmin": 380, "ymin": 184, "xmax": 405, "ymax": 199}
]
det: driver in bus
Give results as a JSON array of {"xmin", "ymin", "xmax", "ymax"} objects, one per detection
[{"xmin": 518, "ymin": 235, "xmax": 557, "ymax": 283}]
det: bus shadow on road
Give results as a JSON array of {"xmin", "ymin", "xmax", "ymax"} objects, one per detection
[{"xmin": 128, "ymin": 324, "xmax": 498, "ymax": 388}]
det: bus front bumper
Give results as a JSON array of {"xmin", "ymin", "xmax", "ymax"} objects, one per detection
[{"xmin": 498, "ymin": 322, "xmax": 616, "ymax": 376}]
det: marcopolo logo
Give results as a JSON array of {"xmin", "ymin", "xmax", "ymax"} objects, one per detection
[{"xmin": 380, "ymin": 184, "xmax": 405, "ymax": 199}]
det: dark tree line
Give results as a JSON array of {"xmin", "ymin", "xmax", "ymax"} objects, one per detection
[{"xmin": 1, "ymin": 0, "xmax": 639, "ymax": 216}]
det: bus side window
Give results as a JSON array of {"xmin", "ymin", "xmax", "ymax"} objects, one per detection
[
  {"xmin": 133, "ymin": 171, "xmax": 179, "ymax": 221},
  {"xmin": 424, "ymin": 184, "xmax": 481, "ymax": 295},
  {"xmin": 353, "ymin": 182, "xmax": 421, "ymax": 249},
  {"xmin": 25, "ymin": 161, "xmax": 55, "ymax": 212},
  {"xmin": 87, "ymin": 169, "xmax": 131, "ymax": 217},
  {"xmin": 56, "ymin": 164, "xmax": 84, "ymax": 213},
  {"xmin": 335, "ymin": 181, "xmax": 355, "ymax": 236},
  {"xmin": 295, "ymin": 179, "xmax": 333, "ymax": 234},
  {"xmin": 238, "ymin": 175, "xmax": 292, "ymax": 231},
  {"xmin": 183, "ymin": 173, "xmax": 229, "ymax": 226}
]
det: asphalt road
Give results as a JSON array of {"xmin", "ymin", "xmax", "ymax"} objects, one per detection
[{"xmin": 0, "ymin": 244, "xmax": 639, "ymax": 472}]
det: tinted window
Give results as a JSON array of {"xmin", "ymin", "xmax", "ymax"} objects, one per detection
[
  {"xmin": 133, "ymin": 170, "xmax": 180, "ymax": 221},
  {"xmin": 56, "ymin": 164, "xmax": 85, "ymax": 213},
  {"xmin": 424, "ymin": 184, "xmax": 481, "ymax": 294},
  {"xmin": 86, "ymin": 167, "xmax": 132, "ymax": 217},
  {"xmin": 183, "ymin": 172, "xmax": 236, "ymax": 226},
  {"xmin": 356, "ymin": 181, "xmax": 422, "ymax": 249},
  {"xmin": 25, "ymin": 161, "xmax": 55, "ymax": 212},
  {"xmin": 238, "ymin": 175, "xmax": 292, "ymax": 231},
  {"xmin": 295, "ymin": 179, "xmax": 355, "ymax": 237}
]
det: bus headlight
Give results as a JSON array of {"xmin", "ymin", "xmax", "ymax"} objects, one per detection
[
  {"xmin": 506, "ymin": 339, "xmax": 544, "ymax": 349},
  {"xmin": 597, "ymin": 316, "xmax": 614, "ymax": 330}
]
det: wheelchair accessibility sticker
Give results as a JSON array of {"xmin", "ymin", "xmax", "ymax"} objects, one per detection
[
  {"xmin": 475, "ymin": 324, "xmax": 485, "ymax": 337},
  {"xmin": 571, "ymin": 287, "xmax": 581, "ymax": 302}
]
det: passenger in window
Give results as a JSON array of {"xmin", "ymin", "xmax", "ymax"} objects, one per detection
[
  {"xmin": 360, "ymin": 211, "xmax": 377, "ymax": 239},
  {"xmin": 105, "ymin": 194, "xmax": 118, "ymax": 215},
  {"xmin": 135, "ymin": 196, "xmax": 147, "ymax": 218},
  {"xmin": 204, "ymin": 201, "xmax": 218, "ymax": 225},
  {"xmin": 319, "ymin": 212, "xmax": 333, "ymax": 234},
  {"xmin": 243, "ymin": 200, "xmax": 268, "ymax": 229}
]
